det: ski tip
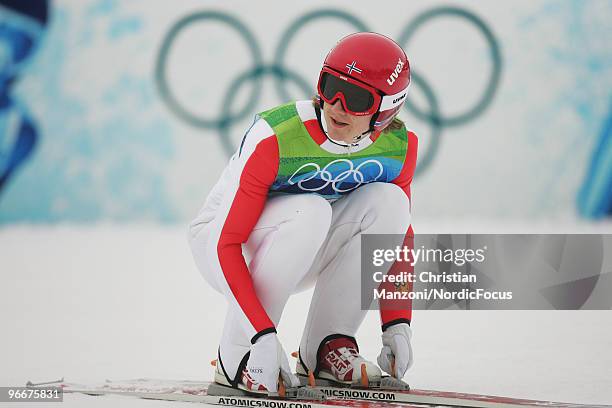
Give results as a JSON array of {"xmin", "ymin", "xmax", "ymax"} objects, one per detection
[
  {"xmin": 25, "ymin": 378, "xmax": 64, "ymax": 387},
  {"xmin": 290, "ymin": 351, "xmax": 298, "ymax": 358},
  {"xmin": 360, "ymin": 363, "xmax": 368, "ymax": 388}
]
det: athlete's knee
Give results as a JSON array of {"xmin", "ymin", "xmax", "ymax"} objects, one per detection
[
  {"xmin": 187, "ymin": 226, "xmax": 222, "ymax": 292},
  {"xmin": 360, "ymin": 183, "xmax": 412, "ymax": 233},
  {"xmin": 288, "ymin": 194, "xmax": 332, "ymax": 238}
]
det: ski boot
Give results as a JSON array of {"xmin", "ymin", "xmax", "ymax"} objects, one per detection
[
  {"xmin": 296, "ymin": 335, "xmax": 382, "ymax": 388},
  {"xmin": 208, "ymin": 355, "xmax": 269, "ymax": 396},
  {"xmin": 208, "ymin": 354, "xmax": 325, "ymax": 400},
  {"xmin": 295, "ymin": 335, "xmax": 410, "ymax": 390}
]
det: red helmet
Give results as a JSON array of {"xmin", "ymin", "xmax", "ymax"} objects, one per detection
[{"xmin": 317, "ymin": 32, "xmax": 411, "ymax": 131}]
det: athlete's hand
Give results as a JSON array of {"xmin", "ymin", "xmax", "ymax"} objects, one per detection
[
  {"xmin": 377, "ymin": 323, "xmax": 414, "ymax": 379},
  {"xmin": 247, "ymin": 333, "xmax": 300, "ymax": 393}
]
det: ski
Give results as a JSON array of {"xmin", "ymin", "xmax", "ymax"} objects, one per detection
[
  {"xmin": 26, "ymin": 378, "xmax": 608, "ymax": 408},
  {"xmin": 315, "ymin": 386, "xmax": 608, "ymax": 408},
  {"xmin": 25, "ymin": 378, "xmax": 419, "ymax": 408}
]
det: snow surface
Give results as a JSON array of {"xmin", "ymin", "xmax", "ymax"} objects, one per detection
[{"xmin": 1, "ymin": 224, "xmax": 611, "ymax": 407}]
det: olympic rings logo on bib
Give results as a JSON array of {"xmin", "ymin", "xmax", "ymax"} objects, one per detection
[{"xmin": 287, "ymin": 159, "xmax": 384, "ymax": 194}]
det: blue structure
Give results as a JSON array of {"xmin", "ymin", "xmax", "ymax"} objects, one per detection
[
  {"xmin": 0, "ymin": 0, "xmax": 49, "ymax": 192},
  {"xmin": 578, "ymin": 100, "xmax": 612, "ymax": 218}
]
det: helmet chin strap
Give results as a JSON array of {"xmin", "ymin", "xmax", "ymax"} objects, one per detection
[{"xmin": 318, "ymin": 101, "xmax": 372, "ymax": 145}]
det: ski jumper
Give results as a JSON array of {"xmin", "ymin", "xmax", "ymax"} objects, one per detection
[{"xmin": 188, "ymin": 100, "xmax": 417, "ymax": 380}]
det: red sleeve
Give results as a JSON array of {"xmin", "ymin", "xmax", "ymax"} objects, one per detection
[
  {"xmin": 217, "ymin": 135, "xmax": 280, "ymax": 342},
  {"xmin": 379, "ymin": 131, "xmax": 418, "ymax": 330}
]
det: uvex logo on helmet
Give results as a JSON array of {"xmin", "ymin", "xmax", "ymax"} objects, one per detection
[{"xmin": 387, "ymin": 58, "xmax": 404, "ymax": 86}]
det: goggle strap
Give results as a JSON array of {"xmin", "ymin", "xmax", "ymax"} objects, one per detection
[{"xmin": 379, "ymin": 87, "xmax": 409, "ymax": 112}]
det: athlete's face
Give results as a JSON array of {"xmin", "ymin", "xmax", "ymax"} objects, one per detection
[{"xmin": 322, "ymin": 100, "xmax": 374, "ymax": 143}]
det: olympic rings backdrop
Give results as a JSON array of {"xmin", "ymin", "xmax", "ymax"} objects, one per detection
[{"xmin": 0, "ymin": 0, "xmax": 611, "ymax": 223}]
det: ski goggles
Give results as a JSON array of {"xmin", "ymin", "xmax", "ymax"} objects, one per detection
[{"xmin": 317, "ymin": 67, "xmax": 409, "ymax": 116}]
